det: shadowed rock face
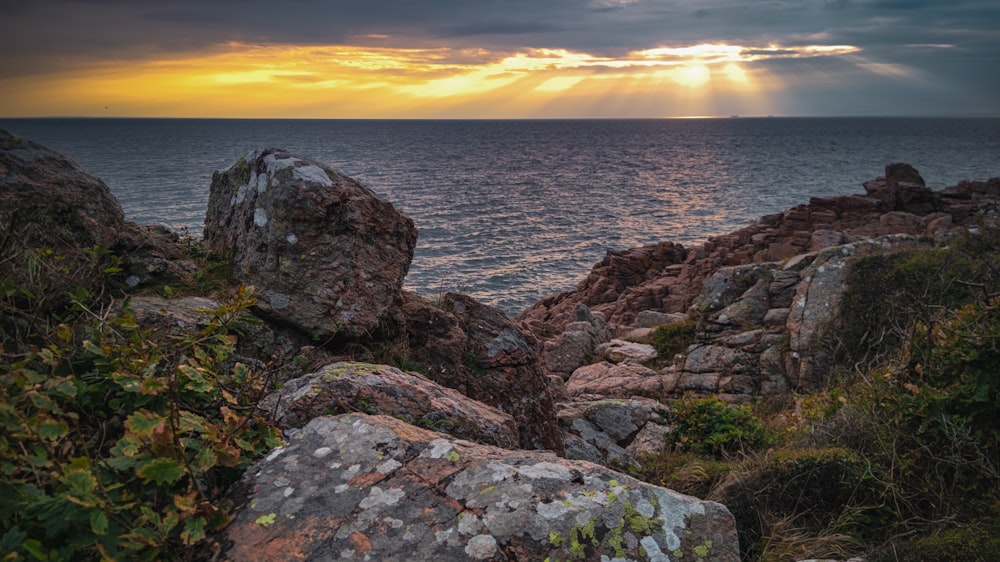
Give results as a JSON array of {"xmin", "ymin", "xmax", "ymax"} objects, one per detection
[
  {"xmin": 1, "ymin": 129, "xmax": 193, "ymax": 342},
  {"xmin": 204, "ymin": 148, "xmax": 417, "ymax": 341},
  {"xmin": 0, "ymin": 129, "xmax": 125, "ymax": 252},
  {"xmin": 0, "ymin": 129, "xmax": 126, "ymax": 312},
  {"xmin": 223, "ymin": 414, "xmax": 739, "ymax": 562},
  {"xmin": 409, "ymin": 292, "xmax": 565, "ymax": 453}
]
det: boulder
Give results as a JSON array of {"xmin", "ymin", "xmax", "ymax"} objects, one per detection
[
  {"xmin": 222, "ymin": 414, "xmax": 739, "ymax": 561},
  {"xmin": 0, "ymin": 129, "xmax": 126, "ymax": 322},
  {"xmin": 405, "ymin": 292, "xmax": 564, "ymax": 453},
  {"xmin": 541, "ymin": 304, "xmax": 613, "ymax": 379},
  {"xmin": 566, "ymin": 362, "xmax": 678, "ymax": 399},
  {"xmin": 558, "ymin": 399, "xmax": 667, "ymax": 468},
  {"xmin": 626, "ymin": 422, "xmax": 672, "ymax": 458},
  {"xmin": 259, "ymin": 362, "xmax": 520, "ymax": 449},
  {"xmin": 595, "ymin": 339, "xmax": 658, "ymax": 365},
  {"xmin": 636, "ymin": 310, "xmax": 688, "ymax": 328},
  {"xmin": 204, "ymin": 149, "xmax": 417, "ymax": 341}
]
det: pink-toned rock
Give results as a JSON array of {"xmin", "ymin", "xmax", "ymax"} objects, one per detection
[
  {"xmin": 0, "ymin": 129, "xmax": 197, "ymax": 333},
  {"xmin": 596, "ymin": 339, "xmax": 658, "ymax": 364},
  {"xmin": 567, "ymin": 362, "xmax": 678, "ymax": 399},
  {"xmin": 520, "ymin": 164, "xmax": 993, "ymax": 342},
  {"xmin": 259, "ymin": 362, "xmax": 520, "ymax": 448},
  {"xmin": 541, "ymin": 304, "xmax": 613, "ymax": 379},
  {"xmin": 810, "ymin": 229, "xmax": 844, "ymax": 251},
  {"xmin": 1, "ymin": 129, "xmax": 127, "ymax": 319},
  {"xmin": 223, "ymin": 414, "xmax": 740, "ymax": 561},
  {"xmin": 204, "ymin": 148, "xmax": 417, "ymax": 341},
  {"xmin": 879, "ymin": 211, "xmax": 921, "ymax": 233},
  {"xmin": 626, "ymin": 422, "xmax": 672, "ymax": 457}
]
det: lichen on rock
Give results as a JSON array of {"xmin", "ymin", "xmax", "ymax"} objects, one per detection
[{"xmin": 223, "ymin": 414, "xmax": 739, "ymax": 561}]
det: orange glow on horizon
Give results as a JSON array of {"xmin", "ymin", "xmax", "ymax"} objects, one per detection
[{"xmin": 0, "ymin": 40, "xmax": 877, "ymax": 119}]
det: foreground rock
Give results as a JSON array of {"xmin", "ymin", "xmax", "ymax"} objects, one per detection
[
  {"xmin": 204, "ymin": 148, "xmax": 417, "ymax": 341},
  {"xmin": 223, "ymin": 414, "xmax": 739, "ymax": 561}
]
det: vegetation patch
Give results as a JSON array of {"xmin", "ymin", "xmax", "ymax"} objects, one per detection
[
  {"xmin": 649, "ymin": 319, "xmax": 698, "ymax": 360},
  {"xmin": 664, "ymin": 396, "xmax": 771, "ymax": 458},
  {"xmin": 0, "ymin": 276, "xmax": 282, "ymax": 560}
]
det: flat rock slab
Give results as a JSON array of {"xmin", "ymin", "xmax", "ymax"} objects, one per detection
[
  {"xmin": 260, "ymin": 362, "xmax": 520, "ymax": 449},
  {"xmin": 224, "ymin": 414, "xmax": 739, "ymax": 562}
]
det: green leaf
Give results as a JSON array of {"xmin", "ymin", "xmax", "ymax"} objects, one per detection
[
  {"xmin": 21, "ymin": 539, "xmax": 50, "ymax": 560},
  {"xmin": 125, "ymin": 411, "xmax": 168, "ymax": 438},
  {"xmin": 49, "ymin": 377, "xmax": 78, "ymax": 399},
  {"xmin": 178, "ymin": 411, "xmax": 211, "ymax": 434},
  {"xmin": 136, "ymin": 458, "xmax": 185, "ymax": 485},
  {"xmin": 194, "ymin": 446, "xmax": 218, "ymax": 472},
  {"xmin": 181, "ymin": 516, "xmax": 207, "ymax": 545},
  {"xmin": 112, "ymin": 371, "xmax": 143, "ymax": 393},
  {"xmin": 37, "ymin": 417, "xmax": 70, "ymax": 440},
  {"xmin": 177, "ymin": 364, "xmax": 213, "ymax": 394},
  {"xmin": 140, "ymin": 377, "xmax": 168, "ymax": 396},
  {"xmin": 28, "ymin": 391, "xmax": 60, "ymax": 414},
  {"xmin": 90, "ymin": 509, "xmax": 110, "ymax": 535},
  {"xmin": 61, "ymin": 467, "xmax": 97, "ymax": 499}
]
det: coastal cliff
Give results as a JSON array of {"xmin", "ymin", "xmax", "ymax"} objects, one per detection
[{"xmin": 3, "ymin": 128, "xmax": 998, "ymax": 561}]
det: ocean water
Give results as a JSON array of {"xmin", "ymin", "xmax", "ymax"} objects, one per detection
[{"xmin": 2, "ymin": 117, "xmax": 999, "ymax": 314}]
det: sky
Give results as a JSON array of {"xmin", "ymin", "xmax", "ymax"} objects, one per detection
[{"xmin": 1, "ymin": 0, "xmax": 998, "ymax": 119}]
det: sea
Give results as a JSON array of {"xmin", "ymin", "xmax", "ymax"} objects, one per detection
[{"xmin": 2, "ymin": 117, "xmax": 999, "ymax": 315}]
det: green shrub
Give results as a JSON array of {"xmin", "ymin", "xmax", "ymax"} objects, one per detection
[
  {"xmin": 0, "ymin": 285, "xmax": 282, "ymax": 560},
  {"xmin": 650, "ymin": 320, "xmax": 697, "ymax": 360},
  {"xmin": 665, "ymin": 396, "xmax": 770, "ymax": 458}
]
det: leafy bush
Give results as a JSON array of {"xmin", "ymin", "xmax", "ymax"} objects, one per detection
[
  {"xmin": 0, "ymin": 285, "xmax": 282, "ymax": 560},
  {"xmin": 649, "ymin": 319, "xmax": 697, "ymax": 360},
  {"xmin": 665, "ymin": 396, "xmax": 770, "ymax": 458}
]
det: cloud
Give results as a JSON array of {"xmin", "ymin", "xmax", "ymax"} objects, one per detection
[{"xmin": 0, "ymin": 0, "xmax": 997, "ymax": 116}]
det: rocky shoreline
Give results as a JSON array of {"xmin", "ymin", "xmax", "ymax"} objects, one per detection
[{"xmin": 3, "ymin": 127, "xmax": 999, "ymax": 560}]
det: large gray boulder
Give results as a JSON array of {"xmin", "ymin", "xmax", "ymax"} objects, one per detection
[
  {"xmin": 223, "ymin": 414, "xmax": 739, "ymax": 561},
  {"xmin": 204, "ymin": 149, "xmax": 417, "ymax": 341}
]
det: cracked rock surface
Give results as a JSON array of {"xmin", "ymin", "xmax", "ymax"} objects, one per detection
[{"xmin": 223, "ymin": 414, "xmax": 738, "ymax": 561}]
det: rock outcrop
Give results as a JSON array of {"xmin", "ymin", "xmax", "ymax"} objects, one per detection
[
  {"xmin": 519, "ymin": 164, "xmax": 999, "ymax": 334},
  {"xmin": 1, "ymin": 128, "xmax": 128, "ymax": 327},
  {"xmin": 0, "ymin": 129, "xmax": 126, "ymax": 261},
  {"xmin": 222, "ymin": 414, "xmax": 739, "ymax": 561},
  {"xmin": 541, "ymin": 304, "xmax": 614, "ymax": 380},
  {"xmin": 204, "ymin": 148, "xmax": 417, "ymax": 341},
  {"xmin": 525, "ymin": 164, "xmax": 1000, "ymax": 399}
]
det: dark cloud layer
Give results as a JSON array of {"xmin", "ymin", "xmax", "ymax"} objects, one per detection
[{"xmin": 1, "ymin": 0, "xmax": 998, "ymax": 114}]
